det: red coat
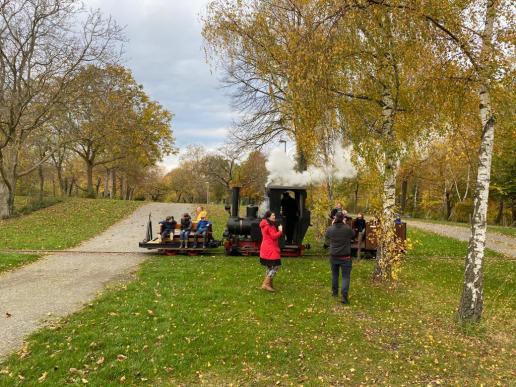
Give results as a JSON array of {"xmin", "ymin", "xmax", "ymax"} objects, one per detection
[{"xmin": 259, "ymin": 219, "xmax": 283, "ymax": 259}]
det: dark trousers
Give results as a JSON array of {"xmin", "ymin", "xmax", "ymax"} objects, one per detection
[
  {"xmin": 331, "ymin": 261, "xmax": 352, "ymax": 296},
  {"xmin": 285, "ymin": 217, "xmax": 297, "ymax": 243}
]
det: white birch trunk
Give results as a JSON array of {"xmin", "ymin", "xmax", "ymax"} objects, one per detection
[
  {"xmin": 458, "ymin": 1, "xmax": 497, "ymax": 323},
  {"xmin": 374, "ymin": 89, "xmax": 399, "ymax": 280}
]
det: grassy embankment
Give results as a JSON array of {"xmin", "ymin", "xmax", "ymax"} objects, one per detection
[
  {"xmin": 0, "ymin": 205, "xmax": 514, "ymax": 385},
  {"xmin": 0, "ymin": 198, "xmax": 142, "ymax": 273}
]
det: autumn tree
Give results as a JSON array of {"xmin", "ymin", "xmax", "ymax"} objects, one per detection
[
  {"xmin": 0, "ymin": 0, "xmax": 122, "ymax": 217},
  {"xmin": 202, "ymin": 0, "xmax": 341, "ymax": 170},
  {"xmin": 61, "ymin": 65, "xmax": 174, "ymax": 197},
  {"xmin": 201, "ymin": 144, "xmax": 242, "ymax": 197},
  {"xmin": 238, "ymin": 150, "xmax": 267, "ymax": 203}
]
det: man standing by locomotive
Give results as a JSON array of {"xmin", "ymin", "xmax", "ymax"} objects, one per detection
[
  {"xmin": 354, "ymin": 213, "xmax": 366, "ymax": 259},
  {"xmin": 280, "ymin": 191, "xmax": 298, "ymax": 244},
  {"xmin": 325, "ymin": 212, "xmax": 355, "ymax": 304}
]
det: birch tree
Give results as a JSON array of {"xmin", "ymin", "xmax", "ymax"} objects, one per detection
[{"xmin": 202, "ymin": 0, "xmax": 343, "ymax": 170}]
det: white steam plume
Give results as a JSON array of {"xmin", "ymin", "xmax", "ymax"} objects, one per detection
[{"xmin": 266, "ymin": 144, "xmax": 357, "ymax": 187}]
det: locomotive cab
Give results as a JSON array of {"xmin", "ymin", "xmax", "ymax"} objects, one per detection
[
  {"xmin": 223, "ymin": 185, "xmax": 310, "ymax": 257},
  {"xmin": 266, "ymin": 185, "xmax": 311, "ymax": 254}
]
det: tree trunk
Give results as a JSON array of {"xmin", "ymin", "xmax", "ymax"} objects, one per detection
[
  {"xmin": 354, "ymin": 182, "xmax": 359, "ymax": 214},
  {"xmin": 86, "ymin": 161, "xmax": 94, "ymax": 197},
  {"xmin": 494, "ymin": 198, "xmax": 504, "ymax": 225},
  {"xmin": 445, "ymin": 189, "xmax": 453, "ymax": 220},
  {"xmin": 104, "ymin": 169, "xmax": 110, "ymax": 197},
  {"xmin": 95, "ymin": 177, "xmax": 102, "ymax": 196},
  {"xmin": 55, "ymin": 164, "xmax": 65, "ymax": 196},
  {"xmin": 296, "ymin": 147, "xmax": 308, "ymax": 172},
  {"xmin": 413, "ymin": 181, "xmax": 418, "ymax": 216},
  {"xmin": 110, "ymin": 169, "xmax": 117, "ymax": 199},
  {"xmin": 67, "ymin": 177, "xmax": 75, "ymax": 197},
  {"xmin": 458, "ymin": 1, "xmax": 497, "ymax": 324},
  {"xmin": 374, "ymin": 89, "xmax": 399, "ymax": 281},
  {"xmin": 38, "ymin": 164, "xmax": 45, "ymax": 202},
  {"xmin": 374, "ymin": 150, "xmax": 399, "ymax": 280},
  {"xmin": 400, "ymin": 178, "xmax": 408, "ymax": 215},
  {"xmin": 0, "ymin": 179, "xmax": 14, "ymax": 218},
  {"xmin": 119, "ymin": 175, "xmax": 124, "ymax": 200}
]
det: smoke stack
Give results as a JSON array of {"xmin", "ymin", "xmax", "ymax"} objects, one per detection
[{"xmin": 231, "ymin": 187, "xmax": 240, "ymax": 217}]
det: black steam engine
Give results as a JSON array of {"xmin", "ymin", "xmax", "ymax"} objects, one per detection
[{"xmin": 223, "ymin": 185, "xmax": 311, "ymax": 257}]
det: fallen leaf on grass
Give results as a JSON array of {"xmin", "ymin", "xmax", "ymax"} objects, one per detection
[
  {"xmin": 117, "ymin": 354, "xmax": 127, "ymax": 362},
  {"xmin": 38, "ymin": 371, "xmax": 48, "ymax": 382},
  {"xmin": 96, "ymin": 357, "xmax": 105, "ymax": 365}
]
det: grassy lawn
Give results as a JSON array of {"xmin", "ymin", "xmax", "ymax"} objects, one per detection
[
  {"xmin": 0, "ymin": 253, "xmax": 40, "ymax": 273},
  {"xmin": 0, "ymin": 198, "xmax": 142, "ymax": 273},
  {"xmin": 411, "ymin": 217, "xmax": 516, "ymax": 238},
  {"xmin": 0, "ymin": 207, "xmax": 513, "ymax": 385}
]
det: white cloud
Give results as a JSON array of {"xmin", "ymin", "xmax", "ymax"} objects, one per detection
[{"xmin": 83, "ymin": 0, "xmax": 234, "ymax": 150}]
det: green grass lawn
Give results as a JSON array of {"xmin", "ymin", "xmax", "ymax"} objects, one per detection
[
  {"xmin": 0, "ymin": 198, "xmax": 142, "ymax": 273},
  {"xmin": 411, "ymin": 217, "xmax": 516, "ymax": 238},
  {"xmin": 0, "ymin": 206, "xmax": 513, "ymax": 385}
]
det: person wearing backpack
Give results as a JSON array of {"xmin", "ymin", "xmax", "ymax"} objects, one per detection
[{"xmin": 325, "ymin": 212, "xmax": 355, "ymax": 304}]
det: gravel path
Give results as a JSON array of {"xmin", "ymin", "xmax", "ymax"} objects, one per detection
[
  {"xmin": 0, "ymin": 202, "xmax": 192, "ymax": 360},
  {"xmin": 407, "ymin": 220, "xmax": 516, "ymax": 258}
]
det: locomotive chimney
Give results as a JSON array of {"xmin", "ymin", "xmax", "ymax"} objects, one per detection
[{"xmin": 231, "ymin": 186, "xmax": 240, "ymax": 217}]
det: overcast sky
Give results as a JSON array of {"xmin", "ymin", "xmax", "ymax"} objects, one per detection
[{"xmin": 84, "ymin": 0, "xmax": 235, "ymax": 170}]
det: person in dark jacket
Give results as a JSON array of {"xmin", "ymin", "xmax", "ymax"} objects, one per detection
[
  {"xmin": 329, "ymin": 202, "xmax": 343, "ymax": 220},
  {"xmin": 353, "ymin": 213, "xmax": 366, "ymax": 259},
  {"xmin": 259, "ymin": 210, "xmax": 283, "ymax": 292},
  {"xmin": 280, "ymin": 192, "xmax": 298, "ymax": 244},
  {"xmin": 159, "ymin": 216, "xmax": 177, "ymax": 240},
  {"xmin": 325, "ymin": 212, "xmax": 355, "ymax": 304},
  {"xmin": 179, "ymin": 213, "xmax": 192, "ymax": 248}
]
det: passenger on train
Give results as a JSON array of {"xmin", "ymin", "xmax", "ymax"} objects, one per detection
[
  {"xmin": 329, "ymin": 202, "xmax": 343, "ymax": 220},
  {"xmin": 179, "ymin": 213, "xmax": 192, "ymax": 248},
  {"xmin": 195, "ymin": 206, "xmax": 208, "ymax": 221},
  {"xmin": 159, "ymin": 216, "xmax": 177, "ymax": 240},
  {"xmin": 193, "ymin": 216, "xmax": 211, "ymax": 248}
]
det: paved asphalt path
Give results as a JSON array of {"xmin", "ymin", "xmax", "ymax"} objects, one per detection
[
  {"xmin": 0, "ymin": 202, "xmax": 192, "ymax": 360},
  {"xmin": 407, "ymin": 220, "xmax": 516, "ymax": 258}
]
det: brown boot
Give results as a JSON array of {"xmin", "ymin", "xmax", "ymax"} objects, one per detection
[
  {"xmin": 269, "ymin": 276, "xmax": 276, "ymax": 291},
  {"xmin": 261, "ymin": 276, "xmax": 275, "ymax": 292}
]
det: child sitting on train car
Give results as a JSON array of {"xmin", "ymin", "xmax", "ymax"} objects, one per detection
[
  {"xmin": 159, "ymin": 216, "xmax": 177, "ymax": 241},
  {"xmin": 179, "ymin": 213, "xmax": 192, "ymax": 248},
  {"xmin": 193, "ymin": 217, "xmax": 211, "ymax": 248}
]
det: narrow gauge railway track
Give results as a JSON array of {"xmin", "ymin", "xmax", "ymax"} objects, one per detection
[{"xmin": 0, "ymin": 248, "xmax": 328, "ymax": 258}]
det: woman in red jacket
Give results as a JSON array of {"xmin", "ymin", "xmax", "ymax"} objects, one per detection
[{"xmin": 259, "ymin": 210, "xmax": 283, "ymax": 292}]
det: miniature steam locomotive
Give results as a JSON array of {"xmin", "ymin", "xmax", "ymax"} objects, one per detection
[{"xmin": 223, "ymin": 185, "xmax": 311, "ymax": 257}]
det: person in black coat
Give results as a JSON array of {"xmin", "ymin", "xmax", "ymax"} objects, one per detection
[
  {"xmin": 280, "ymin": 191, "xmax": 298, "ymax": 244},
  {"xmin": 325, "ymin": 212, "xmax": 355, "ymax": 304},
  {"xmin": 353, "ymin": 213, "xmax": 366, "ymax": 259}
]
